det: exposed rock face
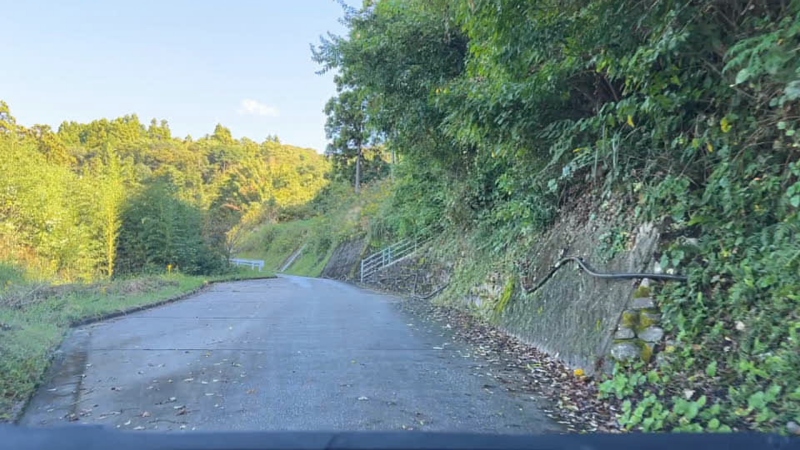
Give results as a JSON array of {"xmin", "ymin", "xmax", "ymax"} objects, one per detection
[{"xmin": 320, "ymin": 238, "xmax": 368, "ymax": 281}]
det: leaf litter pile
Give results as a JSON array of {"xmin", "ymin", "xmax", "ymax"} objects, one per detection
[{"xmin": 396, "ymin": 295, "xmax": 622, "ymax": 433}]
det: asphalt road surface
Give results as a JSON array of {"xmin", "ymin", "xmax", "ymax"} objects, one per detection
[{"xmin": 21, "ymin": 276, "xmax": 555, "ymax": 433}]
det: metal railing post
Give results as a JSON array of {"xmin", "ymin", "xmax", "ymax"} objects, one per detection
[{"xmin": 358, "ymin": 237, "xmax": 431, "ymax": 285}]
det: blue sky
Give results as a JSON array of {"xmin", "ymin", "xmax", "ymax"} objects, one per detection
[{"xmin": 0, "ymin": 1, "xmax": 352, "ymax": 152}]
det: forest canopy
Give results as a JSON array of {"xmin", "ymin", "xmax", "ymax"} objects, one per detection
[{"xmin": 0, "ymin": 101, "xmax": 330, "ymax": 281}]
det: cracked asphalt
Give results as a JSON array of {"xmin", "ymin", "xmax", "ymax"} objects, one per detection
[{"xmin": 20, "ymin": 276, "xmax": 556, "ymax": 433}]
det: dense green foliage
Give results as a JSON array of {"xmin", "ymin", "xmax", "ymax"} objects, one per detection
[
  {"xmin": 0, "ymin": 102, "xmax": 330, "ymax": 281},
  {"xmin": 316, "ymin": 0, "xmax": 800, "ymax": 432}
]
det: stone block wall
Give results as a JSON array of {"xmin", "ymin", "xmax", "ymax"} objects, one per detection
[{"xmin": 609, "ymin": 280, "xmax": 666, "ymax": 364}]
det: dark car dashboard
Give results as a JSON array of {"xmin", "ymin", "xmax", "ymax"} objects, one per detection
[{"xmin": 1, "ymin": 425, "xmax": 798, "ymax": 450}]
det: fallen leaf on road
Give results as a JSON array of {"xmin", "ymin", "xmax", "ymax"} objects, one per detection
[{"xmin": 397, "ymin": 294, "xmax": 623, "ymax": 433}]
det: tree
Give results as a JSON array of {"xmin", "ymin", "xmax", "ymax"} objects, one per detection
[
  {"xmin": 0, "ymin": 101, "xmax": 17, "ymax": 134},
  {"xmin": 116, "ymin": 180, "xmax": 221, "ymax": 275},
  {"xmin": 27, "ymin": 125, "xmax": 72, "ymax": 165},
  {"xmin": 93, "ymin": 144, "xmax": 127, "ymax": 277},
  {"xmin": 313, "ymin": 0, "xmax": 469, "ymax": 171},
  {"xmin": 324, "ymin": 87, "xmax": 370, "ymax": 193}
]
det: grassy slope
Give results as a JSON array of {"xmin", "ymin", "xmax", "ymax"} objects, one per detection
[
  {"xmin": 237, "ymin": 218, "xmax": 324, "ymax": 274},
  {"xmin": 236, "ymin": 180, "xmax": 392, "ymax": 277},
  {"xmin": 0, "ymin": 268, "xmax": 273, "ymax": 421}
]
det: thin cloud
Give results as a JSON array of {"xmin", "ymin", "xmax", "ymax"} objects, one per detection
[{"xmin": 238, "ymin": 99, "xmax": 279, "ymax": 117}]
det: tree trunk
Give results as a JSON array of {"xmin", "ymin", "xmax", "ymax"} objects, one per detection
[
  {"xmin": 391, "ymin": 147, "xmax": 396, "ymax": 180},
  {"xmin": 355, "ymin": 144, "xmax": 362, "ymax": 194}
]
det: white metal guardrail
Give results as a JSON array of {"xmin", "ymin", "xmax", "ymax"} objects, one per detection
[
  {"xmin": 230, "ymin": 258, "xmax": 265, "ymax": 272},
  {"xmin": 360, "ymin": 237, "xmax": 430, "ymax": 283}
]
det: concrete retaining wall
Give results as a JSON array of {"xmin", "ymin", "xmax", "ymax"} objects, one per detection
[
  {"xmin": 496, "ymin": 217, "xmax": 660, "ymax": 374},
  {"xmin": 324, "ymin": 198, "xmax": 665, "ymax": 374}
]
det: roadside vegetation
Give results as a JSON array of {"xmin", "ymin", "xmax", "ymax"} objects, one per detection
[{"xmin": 300, "ymin": 0, "xmax": 800, "ymax": 433}]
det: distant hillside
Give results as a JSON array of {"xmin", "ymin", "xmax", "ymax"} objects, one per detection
[{"xmin": 0, "ymin": 101, "xmax": 330, "ymax": 281}]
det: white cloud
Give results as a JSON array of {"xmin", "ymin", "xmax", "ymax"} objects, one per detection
[{"xmin": 238, "ymin": 99, "xmax": 279, "ymax": 117}]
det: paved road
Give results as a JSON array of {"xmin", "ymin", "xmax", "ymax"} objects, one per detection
[{"xmin": 21, "ymin": 276, "xmax": 555, "ymax": 433}]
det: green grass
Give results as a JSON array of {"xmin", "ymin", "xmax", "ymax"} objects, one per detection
[
  {"xmin": 283, "ymin": 243, "xmax": 335, "ymax": 278},
  {"xmin": 237, "ymin": 218, "xmax": 322, "ymax": 273},
  {"xmin": 0, "ymin": 269, "xmax": 274, "ymax": 422},
  {"xmin": 236, "ymin": 180, "xmax": 395, "ymax": 278},
  {"xmin": 237, "ymin": 216, "xmax": 337, "ymax": 277}
]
